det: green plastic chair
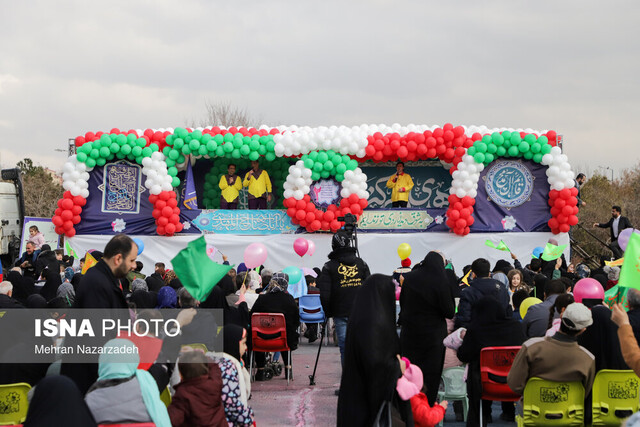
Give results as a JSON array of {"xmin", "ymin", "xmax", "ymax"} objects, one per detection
[
  {"xmin": 159, "ymin": 386, "xmax": 172, "ymax": 408},
  {"xmin": 437, "ymin": 366, "xmax": 468, "ymax": 426},
  {"xmin": 516, "ymin": 377, "xmax": 584, "ymax": 426},
  {"xmin": 0, "ymin": 382, "xmax": 31, "ymax": 425},
  {"xmin": 592, "ymin": 369, "xmax": 640, "ymax": 426}
]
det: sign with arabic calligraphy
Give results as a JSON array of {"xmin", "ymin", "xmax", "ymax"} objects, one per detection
[
  {"xmin": 193, "ymin": 210, "xmax": 296, "ymax": 234},
  {"xmin": 358, "ymin": 210, "xmax": 434, "ymax": 231},
  {"xmin": 362, "ymin": 163, "xmax": 451, "ymax": 209},
  {"xmin": 484, "ymin": 160, "xmax": 534, "ymax": 208},
  {"xmin": 101, "ymin": 161, "xmax": 143, "ymax": 214},
  {"xmin": 310, "ymin": 178, "xmax": 341, "ymax": 208}
]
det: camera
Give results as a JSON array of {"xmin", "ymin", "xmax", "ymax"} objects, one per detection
[{"xmin": 337, "ymin": 213, "xmax": 358, "ymax": 237}]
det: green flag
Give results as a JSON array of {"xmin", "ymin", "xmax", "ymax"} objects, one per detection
[
  {"xmin": 619, "ymin": 233, "xmax": 640, "ymax": 292},
  {"xmin": 65, "ymin": 240, "xmax": 79, "ymax": 259},
  {"xmin": 485, "ymin": 239, "xmax": 511, "ymax": 252},
  {"xmin": 604, "ymin": 285, "xmax": 630, "ymax": 311},
  {"xmin": 541, "ymin": 243, "xmax": 567, "ymax": 261},
  {"xmin": 171, "ymin": 236, "xmax": 233, "ymax": 301}
]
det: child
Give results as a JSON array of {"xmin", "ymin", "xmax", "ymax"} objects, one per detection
[
  {"xmin": 27, "ymin": 225, "xmax": 45, "ymax": 249},
  {"xmin": 168, "ymin": 351, "xmax": 226, "ymax": 427},
  {"xmin": 396, "ymin": 358, "xmax": 448, "ymax": 427}
]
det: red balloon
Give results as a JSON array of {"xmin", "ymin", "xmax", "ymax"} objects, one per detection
[
  {"xmin": 310, "ymin": 220, "xmax": 321, "ymax": 231},
  {"xmin": 162, "ymin": 206, "xmax": 173, "ymax": 217},
  {"xmin": 169, "ymin": 191, "xmax": 177, "ymax": 199},
  {"xmin": 152, "ymin": 209, "xmax": 161, "ymax": 219},
  {"xmin": 303, "ymin": 195, "xmax": 311, "ymax": 202},
  {"xmin": 568, "ymin": 196, "xmax": 578, "ymax": 206},
  {"xmin": 159, "ymin": 191, "xmax": 170, "ymax": 201},
  {"xmin": 446, "ymin": 218, "xmax": 455, "ymax": 228},
  {"xmin": 149, "ymin": 194, "xmax": 159, "ymax": 204},
  {"xmin": 454, "ymin": 227, "xmax": 465, "ymax": 236},
  {"xmin": 557, "ymin": 214, "xmax": 568, "ymax": 224},
  {"xmin": 453, "ymin": 202, "xmax": 463, "ymax": 211},
  {"xmin": 305, "ymin": 202, "xmax": 315, "ymax": 213},
  {"xmin": 397, "ymin": 147, "xmax": 408, "ymax": 158},
  {"xmin": 305, "ymin": 212, "xmax": 315, "ymax": 223},
  {"xmin": 52, "ymin": 216, "xmax": 63, "ymax": 226},
  {"xmin": 407, "ymin": 141, "xmax": 417, "ymax": 152},
  {"xmin": 330, "ymin": 220, "xmax": 340, "ymax": 230},
  {"xmin": 348, "ymin": 194, "xmax": 359, "ymax": 205},
  {"xmin": 61, "ymin": 210, "xmax": 73, "ymax": 221},
  {"xmin": 562, "ymin": 206, "xmax": 574, "ymax": 216},
  {"xmin": 55, "ymin": 208, "xmax": 62, "ymax": 216},
  {"xmin": 167, "ymin": 198, "xmax": 178, "ymax": 208},
  {"xmin": 568, "ymin": 215, "xmax": 579, "ymax": 226},
  {"xmin": 287, "ymin": 208, "xmax": 296, "ymax": 218},
  {"xmin": 57, "ymin": 199, "xmax": 64, "ymax": 209},
  {"xmin": 443, "ymin": 130, "xmax": 454, "ymax": 142},
  {"xmin": 462, "ymin": 196, "xmax": 475, "ymax": 207},
  {"xmin": 559, "ymin": 224, "xmax": 570, "ymax": 233},
  {"xmin": 554, "ymin": 198, "xmax": 566, "ymax": 209},
  {"xmin": 314, "ymin": 210, "xmax": 323, "ymax": 221},
  {"xmin": 449, "ymin": 210, "xmax": 460, "ymax": 221},
  {"xmin": 467, "ymin": 216, "xmax": 475, "ymax": 226},
  {"xmin": 560, "ymin": 189, "xmax": 571, "ymax": 199},
  {"xmin": 165, "ymin": 223, "xmax": 176, "ymax": 234},
  {"xmin": 63, "ymin": 191, "xmax": 73, "ymax": 199},
  {"xmin": 324, "ymin": 211, "xmax": 335, "ymax": 222},
  {"xmin": 170, "ymin": 214, "xmax": 180, "ymax": 224},
  {"xmin": 295, "ymin": 200, "xmax": 306, "ymax": 210},
  {"xmin": 65, "ymin": 228, "xmax": 76, "ymax": 238},
  {"xmin": 55, "ymin": 226, "xmax": 64, "ymax": 235},
  {"xmin": 350, "ymin": 204, "xmax": 362, "ymax": 215},
  {"xmin": 155, "ymin": 200, "xmax": 167, "ymax": 210},
  {"xmin": 550, "ymin": 207, "xmax": 560, "ymax": 217},
  {"xmin": 359, "ymin": 199, "xmax": 368, "ymax": 209},
  {"xmin": 548, "ymin": 218, "xmax": 559, "ymax": 229},
  {"xmin": 72, "ymin": 215, "xmax": 81, "ymax": 225},
  {"xmin": 173, "ymin": 207, "xmax": 180, "ymax": 215},
  {"xmin": 321, "ymin": 221, "xmax": 330, "ymax": 230},
  {"xmin": 296, "ymin": 210, "xmax": 306, "ymax": 221},
  {"xmin": 157, "ymin": 216, "xmax": 169, "ymax": 227},
  {"xmin": 73, "ymin": 195, "xmax": 86, "ymax": 206},
  {"xmin": 72, "ymin": 205, "xmax": 82, "ymax": 215},
  {"xmin": 455, "ymin": 219, "xmax": 467, "ymax": 229},
  {"xmin": 570, "ymin": 187, "xmax": 578, "ymax": 197},
  {"xmin": 175, "ymin": 222, "xmax": 184, "ymax": 233},
  {"xmin": 156, "ymin": 225, "xmax": 166, "ymax": 235},
  {"xmin": 63, "ymin": 220, "xmax": 74, "ymax": 231}
]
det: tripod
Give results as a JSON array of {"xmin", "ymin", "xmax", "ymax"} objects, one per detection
[{"xmin": 308, "ymin": 318, "xmax": 329, "ymax": 386}]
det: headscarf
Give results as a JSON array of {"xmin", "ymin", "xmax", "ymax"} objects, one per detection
[
  {"xmin": 578, "ymin": 305, "xmax": 628, "ymax": 371},
  {"xmin": 218, "ymin": 275, "xmax": 236, "ymax": 296},
  {"xmin": 24, "ymin": 375, "xmax": 97, "ymax": 427},
  {"xmin": 130, "ymin": 290, "xmax": 158, "ymax": 309},
  {"xmin": 56, "ymin": 282, "xmax": 76, "ymax": 306},
  {"xmin": 26, "ymin": 294, "xmax": 47, "ymax": 308},
  {"xmin": 156, "ymin": 286, "xmax": 177, "ymax": 308},
  {"xmin": 200, "ymin": 285, "xmax": 229, "ymax": 310},
  {"xmin": 493, "ymin": 260, "xmax": 513, "ymax": 276},
  {"xmin": 264, "ymin": 272, "xmax": 288, "ymax": 293},
  {"xmin": 405, "ymin": 251, "xmax": 448, "ymax": 299},
  {"xmin": 163, "ymin": 269, "xmax": 177, "ymax": 287},
  {"xmin": 338, "ymin": 274, "xmax": 401, "ymax": 426},
  {"xmin": 6, "ymin": 270, "xmax": 34, "ymax": 304},
  {"xmin": 63, "ymin": 266, "xmax": 75, "ymax": 283},
  {"xmin": 168, "ymin": 278, "xmax": 183, "ymax": 290},
  {"xmin": 248, "ymin": 270, "xmax": 262, "ymax": 291},
  {"xmin": 237, "ymin": 263, "xmax": 248, "ymax": 274},
  {"xmin": 98, "ymin": 339, "xmax": 170, "ymax": 427},
  {"xmin": 223, "ymin": 324, "xmax": 245, "ymax": 363},
  {"xmin": 131, "ymin": 278, "xmax": 148, "ymax": 293},
  {"xmin": 493, "ymin": 272, "xmax": 509, "ymax": 289}
]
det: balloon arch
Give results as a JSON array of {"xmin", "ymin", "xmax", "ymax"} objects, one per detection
[{"xmin": 53, "ymin": 124, "xmax": 578, "ymax": 237}]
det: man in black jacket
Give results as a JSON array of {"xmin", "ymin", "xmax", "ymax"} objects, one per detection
[
  {"xmin": 455, "ymin": 258, "xmax": 511, "ymax": 329},
  {"xmin": 593, "ymin": 205, "xmax": 633, "ymax": 259},
  {"xmin": 318, "ymin": 231, "xmax": 370, "ymax": 369}
]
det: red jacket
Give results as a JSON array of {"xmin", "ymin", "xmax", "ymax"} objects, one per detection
[
  {"xmin": 410, "ymin": 392, "xmax": 446, "ymax": 427},
  {"xmin": 168, "ymin": 363, "xmax": 227, "ymax": 427}
]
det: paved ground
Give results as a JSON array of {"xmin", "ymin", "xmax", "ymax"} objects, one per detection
[{"xmin": 249, "ymin": 338, "xmax": 517, "ymax": 426}]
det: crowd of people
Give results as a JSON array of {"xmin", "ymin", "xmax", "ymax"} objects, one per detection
[{"xmin": 1, "ymin": 218, "xmax": 639, "ymax": 426}]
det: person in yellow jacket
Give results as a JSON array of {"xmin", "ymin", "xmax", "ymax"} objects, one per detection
[
  {"xmin": 386, "ymin": 161, "xmax": 414, "ymax": 207},
  {"xmin": 219, "ymin": 163, "xmax": 243, "ymax": 209},
  {"xmin": 243, "ymin": 160, "xmax": 272, "ymax": 209}
]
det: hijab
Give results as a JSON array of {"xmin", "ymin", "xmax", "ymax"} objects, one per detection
[
  {"xmin": 98, "ymin": 339, "xmax": 171, "ymax": 427},
  {"xmin": 218, "ymin": 275, "xmax": 236, "ymax": 296},
  {"xmin": 248, "ymin": 270, "xmax": 262, "ymax": 291},
  {"xmin": 264, "ymin": 272, "xmax": 288, "ymax": 293},
  {"xmin": 578, "ymin": 305, "xmax": 628, "ymax": 371},
  {"xmin": 24, "ymin": 375, "xmax": 97, "ymax": 427},
  {"xmin": 56, "ymin": 282, "xmax": 76, "ymax": 306},
  {"xmin": 404, "ymin": 251, "xmax": 448, "ymax": 299},
  {"xmin": 223, "ymin": 324, "xmax": 245, "ymax": 363},
  {"xmin": 200, "ymin": 285, "xmax": 229, "ymax": 310},
  {"xmin": 130, "ymin": 290, "xmax": 158, "ymax": 309},
  {"xmin": 26, "ymin": 294, "xmax": 47, "ymax": 308},
  {"xmin": 156, "ymin": 286, "xmax": 177, "ymax": 308},
  {"xmin": 6, "ymin": 270, "xmax": 34, "ymax": 304},
  {"xmin": 131, "ymin": 278, "xmax": 148, "ymax": 293}
]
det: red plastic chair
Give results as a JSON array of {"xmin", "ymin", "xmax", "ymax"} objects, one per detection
[
  {"xmin": 98, "ymin": 424, "xmax": 156, "ymax": 426},
  {"xmin": 250, "ymin": 312, "xmax": 293, "ymax": 384},
  {"xmin": 479, "ymin": 346, "xmax": 522, "ymax": 423}
]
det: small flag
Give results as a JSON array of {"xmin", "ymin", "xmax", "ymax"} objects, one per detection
[
  {"xmin": 182, "ymin": 158, "xmax": 198, "ymax": 210},
  {"xmin": 171, "ymin": 236, "xmax": 232, "ymax": 301},
  {"xmin": 541, "ymin": 243, "xmax": 567, "ymax": 261},
  {"xmin": 65, "ymin": 240, "xmax": 79, "ymax": 259},
  {"xmin": 605, "ymin": 258, "xmax": 624, "ymax": 267},
  {"xmin": 82, "ymin": 252, "xmax": 98, "ymax": 275},
  {"xmin": 461, "ymin": 269, "xmax": 472, "ymax": 286},
  {"xmin": 618, "ymin": 233, "xmax": 640, "ymax": 292},
  {"xmin": 485, "ymin": 239, "xmax": 511, "ymax": 252},
  {"xmin": 604, "ymin": 285, "xmax": 629, "ymax": 311}
]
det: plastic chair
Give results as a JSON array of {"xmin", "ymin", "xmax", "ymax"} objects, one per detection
[
  {"xmin": 159, "ymin": 386, "xmax": 172, "ymax": 408},
  {"xmin": 437, "ymin": 366, "xmax": 468, "ymax": 426},
  {"xmin": 98, "ymin": 424, "xmax": 157, "ymax": 426},
  {"xmin": 516, "ymin": 377, "xmax": 584, "ymax": 426},
  {"xmin": 592, "ymin": 369, "xmax": 640, "ymax": 426},
  {"xmin": 0, "ymin": 382, "xmax": 30, "ymax": 425},
  {"xmin": 250, "ymin": 313, "xmax": 293, "ymax": 385},
  {"xmin": 299, "ymin": 294, "xmax": 327, "ymax": 344},
  {"xmin": 181, "ymin": 343, "xmax": 209, "ymax": 353},
  {"xmin": 479, "ymin": 346, "xmax": 521, "ymax": 424}
]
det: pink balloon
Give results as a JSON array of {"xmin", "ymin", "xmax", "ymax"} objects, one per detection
[
  {"xmin": 244, "ymin": 243, "xmax": 268, "ymax": 268},
  {"xmin": 306, "ymin": 239, "xmax": 316, "ymax": 256},
  {"xmin": 293, "ymin": 237, "xmax": 309, "ymax": 257},
  {"xmin": 618, "ymin": 228, "xmax": 640, "ymax": 252}
]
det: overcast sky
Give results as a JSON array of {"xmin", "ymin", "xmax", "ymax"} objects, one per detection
[{"xmin": 1, "ymin": 1, "xmax": 638, "ymax": 178}]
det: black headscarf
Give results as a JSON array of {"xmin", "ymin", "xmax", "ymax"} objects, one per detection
[
  {"xmin": 39, "ymin": 262, "xmax": 62, "ymax": 302},
  {"xmin": 24, "ymin": 375, "xmax": 97, "ymax": 426},
  {"xmin": 129, "ymin": 290, "xmax": 158, "ymax": 309},
  {"xmin": 201, "ymin": 285, "xmax": 229, "ymax": 309},
  {"xmin": 6, "ymin": 270, "xmax": 34, "ymax": 304},
  {"xmin": 337, "ymin": 274, "xmax": 405, "ymax": 426},
  {"xmin": 405, "ymin": 251, "xmax": 449, "ymax": 300},
  {"xmin": 26, "ymin": 294, "xmax": 47, "ymax": 308},
  {"xmin": 223, "ymin": 324, "xmax": 245, "ymax": 362},
  {"xmin": 578, "ymin": 305, "xmax": 628, "ymax": 371},
  {"xmin": 168, "ymin": 278, "xmax": 183, "ymax": 290},
  {"xmin": 218, "ymin": 275, "xmax": 236, "ymax": 296}
]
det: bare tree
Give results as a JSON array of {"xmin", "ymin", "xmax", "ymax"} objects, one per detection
[
  {"xmin": 188, "ymin": 101, "xmax": 263, "ymax": 128},
  {"xmin": 18, "ymin": 158, "xmax": 64, "ymax": 217}
]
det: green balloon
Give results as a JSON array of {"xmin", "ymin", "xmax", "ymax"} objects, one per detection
[
  {"xmin": 110, "ymin": 142, "xmax": 120, "ymax": 153},
  {"xmin": 165, "ymin": 158, "xmax": 176, "ymax": 167},
  {"xmin": 121, "ymin": 145, "xmax": 133, "ymax": 156},
  {"xmin": 313, "ymin": 163, "xmax": 323, "ymax": 172},
  {"xmin": 127, "ymin": 133, "xmax": 137, "ymax": 143},
  {"xmin": 162, "ymin": 146, "xmax": 170, "ymax": 156},
  {"xmin": 324, "ymin": 160, "xmax": 334, "ymax": 171},
  {"xmin": 265, "ymin": 152, "xmax": 276, "ymax": 162},
  {"xmin": 467, "ymin": 146, "xmax": 477, "ymax": 156},
  {"xmin": 223, "ymin": 142, "xmax": 234, "ymax": 153},
  {"xmin": 320, "ymin": 170, "xmax": 330, "ymax": 179},
  {"xmin": 487, "ymin": 144, "xmax": 497, "ymax": 154},
  {"xmin": 76, "ymin": 152, "xmax": 88, "ymax": 162},
  {"xmin": 541, "ymin": 144, "xmax": 552, "ymax": 154},
  {"xmin": 168, "ymin": 166, "xmax": 178, "ymax": 176},
  {"xmin": 266, "ymin": 141, "xmax": 276, "ymax": 152},
  {"xmin": 258, "ymin": 146, "xmax": 267, "ymax": 155},
  {"xmin": 116, "ymin": 134, "xmax": 127, "ymax": 145},
  {"xmin": 538, "ymin": 135, "xmax": 548, "ymax": 145},
  {"xmin": 249, "ymin": 151, "xmax": 260, "ymax": 161},
  {"xmin": 166, "ymin": 135, "xmax": 174, "ymax": 145},
  {"xmin": 172, "ymin": 138, "xmax": 184, "ymax": 149},
  {"xmin": 107, "ymin": 153, "xmax": 115, "ymax": 161},
  {"xmin": 223, "ymin": 133, "xmax": 233, "ymax": 142},
  {"xmin": 90, "ymin": 149, "xmax": 100, "ymax": 159},
  {"xmin": 215, "ymin": 147, "xmax": 225, "ymax": 157},
  {"xmin": 100, "ymin": 135, "xmax": 111, "ymax": 147},
  {"xmin": 303, "ymin": 158, "xmax": 314, "ymax": 169},
  {"xmin": 481, "ymin": 135, "xmax": 492, "ymax": 143},
  {"xmin": 136, "ymin": 138, "xmax": 147, "ymax": 148},
  {"xmin": 524, "ymin": 134, "xmax": 536, "ymax": 144},
  {"xmin": 476, "ymin": 142, "xmax": 487, "ymax": 153},
  {"xmin": 205, "ymin": 140, "xmax": 216, "ymax": 152},
  {"xmin": 172, "ymin": 177, "xmax": 180, "ymax": 187},
  {"xmin": 116, "ymin": 152, "xmax": 126, "ymax": 160},
  {"xmin": 181, "ymin": 145, "xmax": 191, "ymax": 155},
  {"xmin": 502, "ymin": 131, "xmax": 512, "ymax": 140},
  {"xmin": 473, "ymin": 153, "xmax": 485, "ymax": 163},
  {"xmin": 533, "ymin": 153, "xmax": 543, "ymax": 163},
  {"xmin": 142, "ymin": 147, "xmax": 152, "ymax": 157},
  {"xmin": 523, "ymin": 151, "xmax": 534, "ymax": 160},
  {"xmin": 518, "ymin": 141, "xmax": 530, "ymax": 153},
  {"xmin": 232, "ymin": 139, "xmax": 243, "ymax": 149},
  {"xmin": 240, "ymin": 145, "xmax": 251, "ymax": 156},
  {"xmin": 231, "ymin": 149, "xmax": 241, "ymax": 159},
  {"xmin": 174, "ymin": 127, "xmax": 187, "ymax": 139},
  {"xmin": 336, "ymin": 173, "xmax": 344, "ymax": 182},
  {"xmin": 492, "ymin": 134, "xmax": 505, "ymax": 146},
  {"xmin": 189, "ymin": 140, "xmax": 200, "ymax": 151},
  {"xmin": 96, "ymin": 157, "xmax": 106, "ymax": 166},
  {"xmin": 150, "ymin": 144, "xmax": 159, "ymax": 152},
  {"xmin": 496, "ymin": 146, "xmax": 507, "ymax": 156},
  {"xmin": 346, "ymin": 159, "xmax": 358, "ymax": 170},
  {"xmin": 86, "ymin": 158, "xmax": 96, "ymax": 168},
  {"xmin": 198, "ymin": 146, "xmax": 208, "ymax": 156},
  {"xmin": 213, "ymin": 134, "xmax": 223, "ymax": 143},
  {"xmin": 131, "ymin": 146, "xmax": 142, "ymax": 157},
  {"xmin": 249, "ymin": 140, "xmax": 260, "ymax": 151},
  {"xmin": 510, "ymin": 133, "xmax": 522, "ymax": 144},
  {"xmin": 99, "ymin": 147, "xmax": 110, "ymax": 157},
  {"xmin": 167, "ymin": 149, "xmax": 178, "ymax": 160},
  {"xmin": 484, "ymin": 153, "xmax": 495, "ymax": 164},
  {"xmin": 317, "ymin": 152, "xmax": 328, "ymax": 163},
  {"xmin": 311, "ymin": 171, "xmax": 320, "ymax": 181},
  {"xmin": 530, "ymin": 142, "xmax": 541, "ymax": 153},
  {"xmin": 508, "ymin": 146, "xmax": 519, "ymax": 157},
  {"xmin": 177, "ymin": 154, "xmax": 185, "ymax": 163},
  {"xmin": 191, "ymin": 130, "xmax": 202, "ymax": 140},
  {"xmin": 336, "ymin": 163, "xmax": 347, "ymax": 174}
]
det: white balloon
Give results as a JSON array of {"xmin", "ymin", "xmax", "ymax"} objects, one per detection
[
  {"xmin": 142, "ymin": 157, "xmax": 152, "ymax": 167},
  {"xmin": 161, "ymin": 183, "xmax": 172, "ymax": 192},
  {"xmin": 284, "ymin": 189, "xmax": 293, "ymax": 199},
  {"xmin": 455, "ymin": 188, "xmax": 466, "ymax": 198},
  {"xmin": 63, "ymin": 181, "xmax": 73, "ymax": 190},
  {"xmin": 293, "ymin": 190, "xmax": 304, "ymax": 200},
  {"xmin": 151, "ymin": 185, "xmax": 162, "ymax": 195}
]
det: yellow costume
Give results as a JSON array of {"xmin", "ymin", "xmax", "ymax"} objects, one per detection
[
  {"xmin": 386, "ymin": 173, "xmax": 414, "ymax": 202},
  {"xmin": 219, "ymin": 175, "xmax": 243, "ymax": 203},
  {"xmin": 243, "ymin": 169, "xmax": 272, "ymax": 198}
]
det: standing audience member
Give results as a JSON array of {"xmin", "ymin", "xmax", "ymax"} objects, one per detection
[
  {"xmin": 337, "ymin": 274, "xmax": 412, "ymax": 427},
  {"xmin": 522, "ymin": 279, "xmax": 566, "ymax": 337},
  {"xmin": 593, "ymin": 205, "xmax": 633, "ymax": 259},
  {"xmin": 507, "ymin": 303, "xmax": 596, "ymax": 395},
  {"xmin": 458, "ymin": 297, "xmax": 526, "ymax": 425},
  {"xmin": 400, "ymin": 251, "xmax": 454, "ymax": 406},
  {"xmin": 23, "ymin": 376, "xmax": 97, "ymax": 427},
  {"xmin": 146, "ymin": 262, "xmax": 166, "ymax": 292},
  {"xmin": 545, "ymin": 293, "xmax": 575, "ymax": 336}
]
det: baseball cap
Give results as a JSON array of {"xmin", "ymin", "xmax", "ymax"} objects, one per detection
[{"xmin": 561, "ymin": 303, "xmax": 593, "ymax": 331}]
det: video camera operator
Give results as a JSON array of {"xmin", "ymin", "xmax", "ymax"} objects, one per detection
[{"xmin": 317, "ymin": 216, "xmax": 370, "ymax": 394}]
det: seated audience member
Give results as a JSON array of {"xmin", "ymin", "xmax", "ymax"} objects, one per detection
[
  {"xmin": 146, "ymin": 262, "xmax": 166, "ymax": 292},
  {"xmin": 507, "ymin": 303, "xmax": 596, "ymax": 396},
  {"xmin": 522, "ymin": 279, "xmax": 566, "ymax": 337},
  {"xmin": 168, "ymin": 351, "xmax": 226, "ymax": 427},
  {"xmin": 0, "ymin": 280, "xmax": 24, "ymax": 308},
  {"xmin": 156, "ymin": 286, "xmax": 178, "ymax": 308},
  {"xmin": 23, "ymin": 375, "xmax": 97, "ymax": 427},
  {"xmin": 545, "ymin": 293, "xmax": 575, "ymax": 337},
  {"xmin": 251, "ymin": 272, "xmax": 300, "ymax": 380},
  {"xmin": 200, "ymin": 276, "xmax": 250, "ymax": 329},
  {"xmin": 455, "ymin": 258, "xmax": 511, "ymax": 329},
  {"xmin": 511, "ymin": 289, "xmax": 530, "ymax": 321},
  {"xmin": 5, "ymin": 268, "xmax": 34, "ymax": 305},
  {"xmin": 458, "ymin": 296, "xmax": 526, "ymax": 425},
  {"xmin": 55, "ymin": 281, "xmax": 76, "ymax": 307},
  {"xmin": 85, "ymin": 339, "xmax": 171, "ymax": 426}
]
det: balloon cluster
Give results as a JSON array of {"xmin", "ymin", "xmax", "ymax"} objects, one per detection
[
  {"xmin": 201, "ymin": 158, "xmax": 290, "ymax": 209},
  {"xmin": 75, "ymin": 131, "xmax": 161, "ymax": 169},
  {"xmin": 547, "ymin": 188, "xmax": 579, "ymax": 233},
  {"xmin": 142, "ymin": 152, "xmax": 174, "ymax": 194},
  {"xmin": 61, "ymin": 155, "xmax": 91, "ymax": 199},
  {"xmin": 283, "ymin": 193, "xmax": 368, "ymax": 233},
  {"xmin": 363, "ymin": 124, "xmax": 475, "ymax": 166},
  {"xmin": 273, "ymin": 124, "xmax": 380, "ymax": 158},
  {"xmin": 149, "ymin": 191, "xmax": 184, "ymax": 236},
  {"xmin": 445, "ymin": 194, "xmax": 476, "ymax": 236},
  {"xmin": 292, "ymin": 237, "xmax": 316, "ymax": 257},
  {"xmin": 300, "ymin": 151, "xmax": 359, "ymax": 182},
  {"xmin": 52, "ymin": 191, "xmax": 86, "ymax": 237},
  {"xmin": 466, "ymin": 131, "xmax": 556, "ymax": 167},
  {"xmin": 449, "ymin": 154, "xmax": 485, "ymax": 199},
  {"xmin": 397, "ymin": 243, "xmax": 411, "ymax": 260}
]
